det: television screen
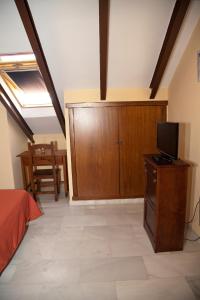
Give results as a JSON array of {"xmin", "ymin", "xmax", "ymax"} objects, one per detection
[{"xmin": 157, "ymin": 122, "xmax": 179, "ymax": 160}]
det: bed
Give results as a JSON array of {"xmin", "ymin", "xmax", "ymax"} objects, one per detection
[{"xmin": 0, "ymin": 189, "xmax": 42, "ymax": 273}]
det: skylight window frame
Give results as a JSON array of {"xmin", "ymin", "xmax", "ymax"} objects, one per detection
[{"xmin": 0, "ymin": 52, "xmax": 53, "ymax": 108}]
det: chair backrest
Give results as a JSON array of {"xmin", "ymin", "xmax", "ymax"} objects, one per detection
[{"xmin": 28, "ymin": 142, "xmax": 57, "ymax": 172}]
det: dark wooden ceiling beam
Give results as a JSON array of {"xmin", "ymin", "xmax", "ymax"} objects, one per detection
[
  {"xmin": 150, "ymin": 0, "xmax": 191, "ymax": 99},
  {"xmin": 99, "ymin": 0, "xmax": 110, "ymax": 100},
  {"xmin": 15, "ymin": 0, "xmax": 66, "ymax": 136},
  {"xmin": 0, "ymin": 85, "xmax": 34, "ymax": 143}
]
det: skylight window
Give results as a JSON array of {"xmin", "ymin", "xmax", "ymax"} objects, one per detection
[{"xmin": 0, "ymin": 53, "xmax": 53, "ymax": 108}]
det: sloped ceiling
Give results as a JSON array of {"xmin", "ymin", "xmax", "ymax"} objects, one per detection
[{"xmin": 0, "ymin": 0, "xmax": 200, "ymax": 134}]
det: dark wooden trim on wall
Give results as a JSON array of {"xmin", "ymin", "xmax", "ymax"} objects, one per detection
[
  {"xmin": 68, "ymin": 109, "xmax": 78, "ymax": 197},
  {"xmin": 66, "ymin": 100, "xmax": 168, "ymax": 108},
  {"xmin": 15, "ymin": 0, "xmax": 66, "ymax": 136},
  {"xmin": 99, "ymin": 0, "xmax": 110, "ymax": 100},
  {"xmin": 150, "ymin": 0, "xmax": 191, "ymax": 99},
  {"xmin": 0, "ymin": 86, "xmax": 34, "ymax": 143}
]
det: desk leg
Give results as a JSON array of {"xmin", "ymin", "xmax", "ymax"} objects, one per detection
[
  {"xmin": 21, "ymin": 159, "xmax": 27, "ymax": 190},
  {"xmin": 63, "ymin": 155, "xmax": 68, "ymax": 196}
]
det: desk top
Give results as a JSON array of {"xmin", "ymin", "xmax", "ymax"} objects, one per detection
[{"xmin": 17, "ymin": 149, "xmax": 67, "ymax": 157}]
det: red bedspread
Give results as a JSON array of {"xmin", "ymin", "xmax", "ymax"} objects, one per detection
[{"xmin": 0, "ymin": 189, "xmax": 42, "ymax": 272}]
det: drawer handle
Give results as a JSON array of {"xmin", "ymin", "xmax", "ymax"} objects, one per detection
[
  {"xmin": 153, "ymin": 170, "xmax": 157, "ymax": 174},
  {"xmin": 153, "ymin": 179, "xmax": 157, "ymax": 183}
]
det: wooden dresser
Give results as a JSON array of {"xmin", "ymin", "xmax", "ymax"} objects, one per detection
[{"xmin": 144, "ymin": 154, "xmax": 189, "ymax": 252}]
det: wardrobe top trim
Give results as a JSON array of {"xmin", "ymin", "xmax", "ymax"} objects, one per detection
[{"xmin": 66, "ymin": 101, "xmax": 168, "ymax": 108}]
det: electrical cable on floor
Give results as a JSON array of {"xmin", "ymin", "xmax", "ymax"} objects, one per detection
[
  {"xmin": 185, "ymin": 199, "xmax": 200, "ymax": 224},
  {"xmin": 184, "ymin": 236, "xmax": 200, "ymax": 242},
  {"xmin": 184, "ymin": 198, "xmax": 200, "ymax": 242}
]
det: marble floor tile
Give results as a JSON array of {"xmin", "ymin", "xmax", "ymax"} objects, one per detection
[
  {"xmin": 40, "ymin": 206, "xmax": 69, "ymax": 217},
  {"xmin": 0, "ymin": 265, "xmax": 17, "ymax": 284},
  {"xmin": 12, "ymin": 234, "xmax": 57, "ymax": 263},
  {"xmin": 83, "ymin": 225, "xmax": 111, "ymax": 240},
  {"xmin": 79, "ymin": 239, "xmax": 111, "ymax": 258},
  {"xmin": 58, "ymin": 226, "xmax": 84, "ymax": 240},
  {"xmin": 84, "ymin": 205, "xmax": 125, "ymax": 216},
  {"xmin": 38, "ymin": 284, "xmax": 83, "ymax": 300},
  {"xmin": 143, "ymin": 252, "xmax": 200, "ymax": 278},
  {"xmin": 83, "ymin": 225, "xmax": 135, "ymax": 241},
  {"xmin": 62, "ymin": 206, "xmax": 86, "ymax": 216},
  {"xmin": 31, "ymin": 215, "xmax": 62, "ymax": 226},
  {"xmin": 62, "ymin": 215, "xmax": 107, "ymax": 227},
  {"xmin": 0, "ymin": 284, "xmax": 41, "ymax": 300},
  {"xmin": 116, "ymin": 277, "xmax": 196, "ymax": 300},
  {"xmin": 0, "ymin": 282, "xmax": 118, "ymax": 300},
  {"xmin": 106, "ymin": 212, "xmax": 143, "ymax": 226},
  {"xmin": 108, "ymin": 225, "xmax": 135, "ymax": 240},
  {"xmin": 80, "ymin": 256, "xmax": 147, "ymax": 282},
  {"xmin": 132, "ymin": 224, "xmax": 148, "ymax": 238},
  {"xmin": 110, "ymin": 237, "xmax": 154, "ymax": 257},
  {"xmin": 186, "ymin": 275, "xmax": 200, "ymax": 299},
  {"xmin": 183, "ymin": 240, "xmax": 200, "ymax": 253},
  {"xmin": 124, "ymin": 203, "xmax": 144, "ymax": 214},
  {"xmin": 81, "ymin": 282, "xmax": 117, "ymax": 300},
  {"xmin": 10, "ymin": 259, "xmax": 80, "ymax": 284},
  {"xmin": 105, "ymin": 214, "xmax": 136, "ymax": 226},
  {"xmin": 52, "ymin": 239, "xmax": 80, "ymax": 259}
]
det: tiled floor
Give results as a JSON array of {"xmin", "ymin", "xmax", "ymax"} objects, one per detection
[{"xmin": 0, "ymin": 189, "xmax": 200, "ymax": 300}]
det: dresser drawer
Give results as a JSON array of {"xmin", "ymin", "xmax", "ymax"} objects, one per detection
[
  {"xmin": 144, "ymin": 164, "xmax": 157, "ymax": 206},
  {"xmin": 144, "ymin": 162, "xmax": 157, "ymax": 178},
  {"xmin": 145, "ymin": 200, "xmax": 156, "ymax": 238}
]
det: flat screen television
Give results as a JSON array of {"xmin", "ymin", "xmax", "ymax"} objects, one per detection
[{"xmin": 157, "ymin": 122, "xmax": 179, "ymax": 160}]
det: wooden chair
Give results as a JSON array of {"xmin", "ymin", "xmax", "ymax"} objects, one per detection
[{"xmin": 28, "ymin": 142, "xmax": 60, "ymax": 201}]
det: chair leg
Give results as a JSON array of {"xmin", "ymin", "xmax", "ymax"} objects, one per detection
[
  {"xmin": 54, "ymin": 178, "xmax": 58, "ymax": 201},
  {"xmin": 57, "ymin": 170, "xmax": 61, "ymax": 194},
  {"xmin": 36, "ymin": 179, "xmax": 41, "ymax": 192}
]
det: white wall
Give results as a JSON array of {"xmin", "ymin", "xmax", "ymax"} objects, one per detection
[
  {"xmin": 7, "ymin": 114, "xmax": 28, "ymax": 188},
  {"xmin": 0, "ymin": 103, "xmax": 14, "ymax": 188},
  {"xmin": 0, "ymin": 102, "xmax": 28, "ymax": 189},
  {"xmin": 168, "ymin": 19, "xmax": 200, "ymax": 235},
  {"xmin": 0, "ymin": 0, "xmax": 31, "ymax": 53}
]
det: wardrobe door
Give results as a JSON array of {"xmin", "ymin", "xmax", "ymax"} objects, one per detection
[
  {"xmin": 119, "ymin": 105, "xmax": 166, "ymax": 197},
  {"xmin": 72, "ymin": 107, "xmax": 120, "ymax": 199}
]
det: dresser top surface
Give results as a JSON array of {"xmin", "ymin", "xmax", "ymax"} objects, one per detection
[{"xmin": 144, "ymin": 154, "xmax": 190, "ymax": 168}]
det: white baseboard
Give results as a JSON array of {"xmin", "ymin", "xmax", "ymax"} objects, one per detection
[{"xmin": 69, "ymin": 198, "xmax": 144, "ymax": 206}]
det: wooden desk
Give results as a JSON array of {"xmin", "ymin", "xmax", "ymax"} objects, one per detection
[{"xmin": 17, "ymin": 150, "xmax": 68, "ymax": 196}]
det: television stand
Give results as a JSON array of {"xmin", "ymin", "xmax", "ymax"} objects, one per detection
[
  {"xmin": 152, "ymin": 154, "xmax": 173, "ymax": 165},
  {"xmin": 144, "ymin": 154, "xmax": 189, "ymax": 252}
]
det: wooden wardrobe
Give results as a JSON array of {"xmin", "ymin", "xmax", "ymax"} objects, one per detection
[{"xmin": 67, "ymin": 101, "xmax": 167, "ymax": 200}]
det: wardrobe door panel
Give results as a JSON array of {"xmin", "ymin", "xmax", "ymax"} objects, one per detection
[
  {"xmin": 73, "ymin": 107, "xmax": 120, "ymax": 199},
  {"xmin": 119, "ymin": 106, "xmax": 166, "ymax": 197}
]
